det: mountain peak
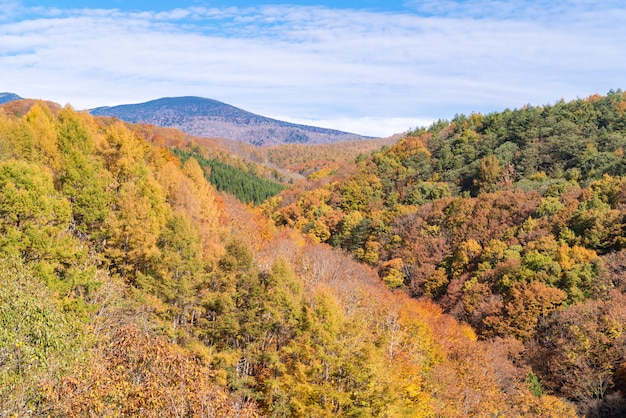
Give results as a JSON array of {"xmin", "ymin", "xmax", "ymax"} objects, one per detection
[
  {"xmin": 90, "ymin": 96, "xmax": 372, "ymax": 146},
  {"xmin": 0, "ymin": 92, "xmax": 23, "ymax": 105}
]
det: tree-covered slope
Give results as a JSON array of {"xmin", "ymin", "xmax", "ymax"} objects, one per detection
[
  {"xmin": 0, "ymin": 101, "xmax": 575, "ymax": 416},
  {"xmin": 173, "ymin": 148, "xmax": 285, "ymax": 204},
  {"xmin": 269, "ymin": 90, "xmax": 626, "ymax": 416}
]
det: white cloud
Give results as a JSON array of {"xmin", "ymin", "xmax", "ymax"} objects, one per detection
[
  {"xmin": 0, "ymin": 0, "xmax": 21, "ymax": 20},
  {"xmin": 0, "ymin": 2, "xmax": 625, "ymax": 137}
]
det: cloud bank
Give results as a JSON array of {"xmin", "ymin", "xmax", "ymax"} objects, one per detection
[{"xmin": 1, "ymin": 1, "xmax": 625, "ymax": 137}]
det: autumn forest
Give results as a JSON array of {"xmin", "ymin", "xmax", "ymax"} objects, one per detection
[{"xmin": 1, "ymin": 91, "xmax": 626, "ymax": 417}]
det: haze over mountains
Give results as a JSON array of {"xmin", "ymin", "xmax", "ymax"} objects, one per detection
[{"xmin": 89, "ymin": 96, "xmax": 372, "ymax": 146}]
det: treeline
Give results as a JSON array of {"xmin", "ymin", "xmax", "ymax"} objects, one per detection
[
  {"xmin": 414, "ymin": 89, "xmax": 626, "ymax": 194},
  {"xmin": 0, "ymin": 101, "xmax": 577, "ymax": 416},
  {"xmin": 174, "ymin": 147, "xmax": 285, "ymax": 204},
  {"xmin": 269, "ymin": 91, "xmax": 626, "ymax": 416}
]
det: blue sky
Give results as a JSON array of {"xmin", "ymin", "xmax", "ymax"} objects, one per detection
[
  {"xmin": 16, "ymin": 1, "xmax": 412, "ymax": 13},
  {"xmin": 1, "ymin": 1, "xmax": 625, "ymax": 137}
]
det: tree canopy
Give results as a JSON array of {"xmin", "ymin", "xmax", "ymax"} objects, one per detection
[{"xmin": 4, "ymin": 93, "xmax": 626, "ymax": 416}]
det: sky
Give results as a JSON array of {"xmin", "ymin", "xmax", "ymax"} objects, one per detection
[{"xmin": 1, "ymin": 1, "xmax": 625, "ymax": 137}]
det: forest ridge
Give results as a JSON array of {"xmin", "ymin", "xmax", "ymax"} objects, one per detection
[
  {"xmin": 267, "ymin": 90, "xmax": 626, "ymax": 416},
  {"xmin": 0, "ymin": 91, "xmax": 625, "ymax": 417}
]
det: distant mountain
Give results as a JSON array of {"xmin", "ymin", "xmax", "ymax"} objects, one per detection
[
  {"xmin": 0, "ymin": 92, "xmax": 22, "ymax": 105},
  {"xmin": 89, "ymin": 96, "xmax": 372, "ymax": 146}
]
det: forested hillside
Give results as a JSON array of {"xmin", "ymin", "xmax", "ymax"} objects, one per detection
[
  {"xmin": 269, "ymin": 90, "xmax": 626, "ymax": 416},
  {"xmin": 0, "ymin": 100, "xmax": 578, "ymax": 416},
  {"xmin": 94, "ymin": 118, "xmax": 291, "ymax": 202},
  {"xmin": 173, "ymin": 148, "xmax": 285, "ymax": 204},
  {"xmin": 255, "ymin": 136, "xmax": 402, "ymax": 177}
]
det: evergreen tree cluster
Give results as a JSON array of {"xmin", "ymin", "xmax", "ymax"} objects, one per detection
[{"xmin": 174, "ymin": 148, "xmax": 284, "ymax": 204}]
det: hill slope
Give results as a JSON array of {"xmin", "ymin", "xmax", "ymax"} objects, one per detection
[{"xmin": 90, "ymin": 96, "xmax": 371, "ymax": 146}]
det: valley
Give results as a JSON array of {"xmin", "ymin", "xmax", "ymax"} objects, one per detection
[{"xmin": 1, "ymin": 91, "xmax": 625, "ymax": 417}]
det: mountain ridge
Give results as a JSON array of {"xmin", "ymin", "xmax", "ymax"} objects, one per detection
[
  {"xmin": 90, "ymin": 96, "xmax": 373, "ymax": 146},
  {"xmin": 0, "ymin": 92, "xmax": 22, "ymax": 104}
]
